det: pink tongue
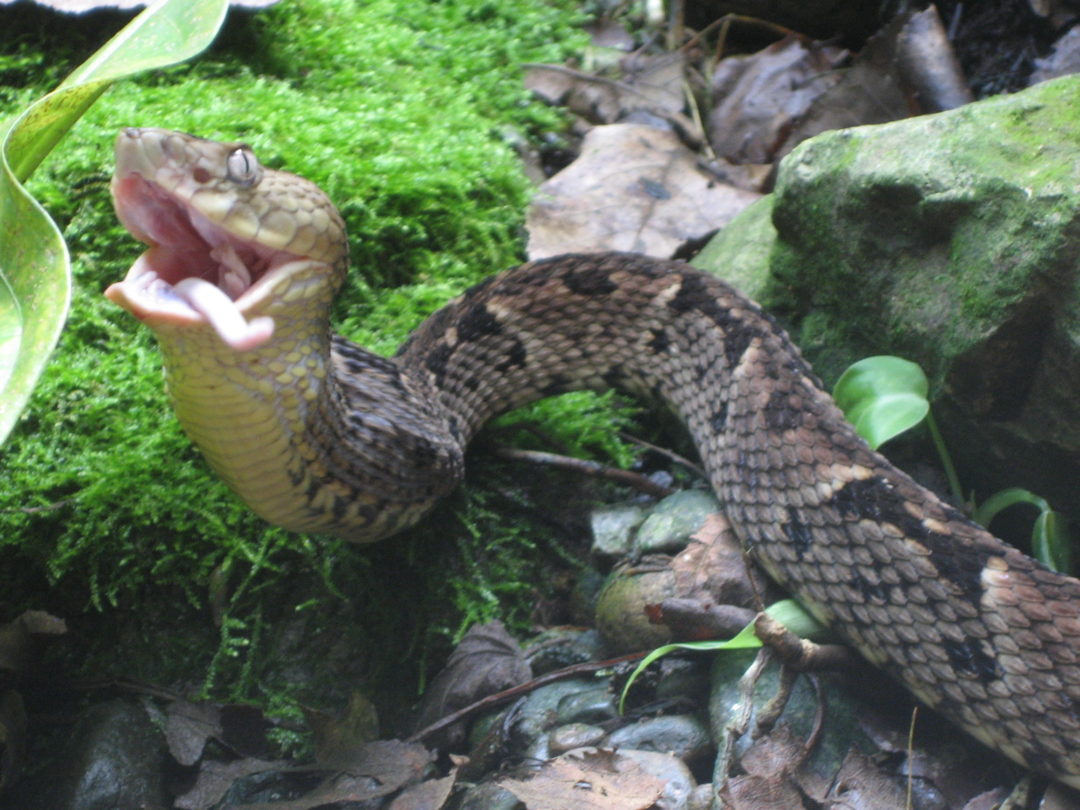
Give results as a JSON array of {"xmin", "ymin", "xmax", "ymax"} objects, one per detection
[{"xmin": 174, "ymin": 278, "xmax": 274, "ymax": 351}]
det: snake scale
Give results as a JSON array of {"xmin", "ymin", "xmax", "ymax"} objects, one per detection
[{"xmin": 106, "ymin": 128, "xmax": 1080, "ymax": 787}]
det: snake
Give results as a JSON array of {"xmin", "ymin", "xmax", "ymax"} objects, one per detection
[{"xmin": 105, "ymin": 127, "xmax": 1080, "ymax": 788}]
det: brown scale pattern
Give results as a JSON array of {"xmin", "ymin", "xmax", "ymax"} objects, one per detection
[{"xmin": 317, "ymin": 252, "xmax": 1080, "ymax": 784}]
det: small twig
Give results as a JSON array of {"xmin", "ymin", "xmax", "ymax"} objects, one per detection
[
  {"xmin": 617, "ymin": 431, "xmax": 706, "ymax": 479},
  {"xmin": 2, "ymin": 498, "xmax": 73, "ymax": 515},
  {"xmin": 407, "ymin": 651, "xmax": 648, "ymax": 744},
  {"xmin": 492, "ymin": 445, "xmax": 674, "ymax": 499}
]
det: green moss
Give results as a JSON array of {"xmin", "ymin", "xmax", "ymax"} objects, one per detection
[{"xmin": 1, "ymin": 0, "xmax": 602, "ymax": 714}]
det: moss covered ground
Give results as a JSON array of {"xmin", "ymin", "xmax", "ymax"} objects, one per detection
[{"xmin": 0, "ymin": 0, "xmax": 652, "ymax": 730}]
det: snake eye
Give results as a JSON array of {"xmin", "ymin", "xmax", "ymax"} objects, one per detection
[{"xmin": 226, "ymin": 147, "xmax": 261, "ymax": 187}]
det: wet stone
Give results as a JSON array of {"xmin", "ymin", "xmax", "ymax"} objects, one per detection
[
  {"xmin": 590, "ymin": 503, "xmax": 647, "ymax": 560},
  {"xmin": 548, "ymin": 722, "xmax": 606, "ymax": 755},
  {"xmin": 634, "ymin": 490, "xmax": 721, "ymax": 554},
  {"xmin": 616, "ymin": 748, "xmax": 696, "ymax": 810},
  {"xmin": 605, "ymin": 713, "xmax": 712, "ymax": 765},
  {"xmin": 10, "ymin": 698, "xmax": 166, "ymax": 810},
  {"xmin": 455, "ymin": 781, "xmax": 523, "ymax": 810},
  {"xmin": 555, "ymin": 684, "xmax": 617, "ymax": 725}
]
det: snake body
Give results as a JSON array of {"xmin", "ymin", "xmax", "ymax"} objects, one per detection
[{"xmin": 107, "ymin": 128, "xmax": 1080, "ymax": 787}]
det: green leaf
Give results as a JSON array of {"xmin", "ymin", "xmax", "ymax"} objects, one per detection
[
  {"xmin": 0, "ymin": 0, "xmax": 229, "ymax": 446},
  {"xmin": 833, "ymin": 355, "xmax": 930, "ymax": 449},
  {"xmin": 974, "ymin": 488, "xmax": 1072, "ymax": 573},
  {"xmin": 617, "ymin": 599, "xmax": 824, "ymax": 712}
]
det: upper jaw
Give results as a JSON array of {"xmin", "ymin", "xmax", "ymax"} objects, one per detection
[{"xmin": 107, "ymin": 169, "xmax": 302, "ymax": 352}]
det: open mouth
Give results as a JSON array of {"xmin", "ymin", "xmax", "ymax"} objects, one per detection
[{"xmin": 107, "ymin": 172, "xmax": 302, "ymax": 351}]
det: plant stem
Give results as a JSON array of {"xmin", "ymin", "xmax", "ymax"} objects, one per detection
[{"xmin": 925, "ymin": 408, "xmax": 964, "ymax": 508}]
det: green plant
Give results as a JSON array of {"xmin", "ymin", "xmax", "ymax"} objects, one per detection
[
  {"xmin": 0, "ymin": 0, "xmax": 229, "ymax": 445},
  {"xmin": 834, "ymin": 354, "xmax": 1072, "ymax": 573},
  {"xmin": 618, "ymin": 598, "xmax": 824, "ymax": 712}
]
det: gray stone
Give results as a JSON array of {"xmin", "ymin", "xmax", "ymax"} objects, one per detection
[
  {"xmin": 555, "ymin": 684, "xmax": 618, "ymax": 726},
  {"xmin": 606, "ymin": 713, "xmax": 712, "ymax": 764},
  {"xmin": 634, "ymin": 490, "xmax": 720, "ymax": 555},
  {"xmin": 456, "ymin": 781, "xmax": 523, "ymax": 810},
  {"xmin": 13, "ymin": 699, "xmax": 166, "ymax": 810},
  {"xmin": 617, "ymin": 748, "xmax": 696, "ymax": 810},
  {"xmin": 548, "ymin": 722, "xmax": 606, "ymax": 755},
  {"xmin": 511, "ymin": 678, "xmax": 602, "ymax": 746},
  {"xmin": 590, "ymin": 503, "xmax": 647, "ymax": 560}
]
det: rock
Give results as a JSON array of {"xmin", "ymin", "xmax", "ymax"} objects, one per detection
[
  {"xmin": 605, "ymin": 713, "xmax": 711, "ymax": 764},
  {"xmin": 594, "ymin": 558, "xmax": 676, "ymax": 652},
  {"xmin": 590, "ymin": 503, "xmax": 647, "ymax": 561},
  {"xmin": 615, "ymin": 748, "xmax": 696, "ymax": 810},
  {"xmin": 455, "ymin": 781, "xmax": 523, "ymax": 810},
  {"xmin": 633, "ymin": 490, "xmax": 721, "ymax": 555},
  {"xmin": 707, "ymin": 75, "xmax": 1080, "ymax": 522},
  {"xmin": 10, "ymin": 699, "xmax": 166, "ymax": 810},
  {"xmin": 510, "ymin": 678, "xmax": 607, "ymax": 750},
  {"xmin": 548, "ymin": 722, "xmax": 606, "ymax": 755}
]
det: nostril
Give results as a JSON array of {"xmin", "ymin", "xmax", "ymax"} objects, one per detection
[{"xmin": 122, "ymin": 127, "xmax": 141, "ymax": 138}]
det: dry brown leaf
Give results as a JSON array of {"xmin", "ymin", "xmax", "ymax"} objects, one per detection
[
  {"xmin": 387, "ymin": 771, "xmax": 457, "ymax": 810},
  {"xmin": 306, "ymin": 690, "xmax": 380, "ymax": 768},
  {"xmin": 708, "ymin": 36, "xmax": 848, "ymax": 164},
  {"xmin": 526, "ymin": 123, "xmax": 759, "ymax": 259},
  {"xmin": 166, "ymin": 699, "xmax": 222, "ymax": 766},
  {"xmin": 823, "ymin": 750, "xmax": 908, "ymax": 809},
  {"xmin": 0, "ymin": 610, "xmax": 66, "ymax": 678},
  {"xmin": 414, "ymin": 621, "xmax": 530, "ymax": 748},
  {"xmin": 499, "ymin": 748, "xmax": 665, "ymax": 810},
  {"xmin": 173, "ymin": 757, "xmax": 286, "ymax": 810},
  {"xmin": 525, "ymin": 53, "xmax": 687, "ymax": 128},
  {"xmin": 670, "ymin": 512, "xmax": 764, "ymax": 607}
]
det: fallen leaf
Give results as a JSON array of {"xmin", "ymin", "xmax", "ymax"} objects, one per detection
[
  {"xmin": 306, "ymin": 690, "xmax": 380, "ymax": 768},
  {"xmin": 670, "ymin": 512, "xmax": 765, "ymax": 607},
  {"xmin": 824, "ymin": 750, "xmax": 909, "ymax": 809},
  {"xmin": 708, "ymin": 36, "xmax": 848, "ymax": 164},
  {"xmin": 527, "ymin": 123, "xmax": 759, "ymax": 259},
  {"xmin": 0, "ymin": 610, "xmax": 66, "ymax": 679},
  {"xmin": 415, "ymin": 621, "xmax": 530, "ymax": 747},
  {"xmin": 387, "ymin": 771, "xmax": 457, "ymax": 810},
  {"xmin": 499, "ymin": 748, "xmax": 665, "ymax": 810},
  {"xmin": 173, "ymin": 757, "xmax": 286, "ymax": 810},
  {"xmin": 166, "ymin": 699, "xmax": 221, "ymax": 766}
]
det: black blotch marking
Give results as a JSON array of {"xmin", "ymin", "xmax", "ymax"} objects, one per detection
[
  {"xmin": 782, "ymin": 506, "xmax": 814, "ymax": 560},
  {"xmin": 710, "ymin": 402, "xmax": 728, "ymax": 432},
  {"xmin": 331, "ymin": 495, "xmax": 348, "ymax": 522},
  {"xmin": 287, "ymin": 464, "xmax": 305, "ymax": 487},
  {"xmin": 603, "ymin": 364, "xmax": 626, "ymax": 389},
  {"xmin": 852, "ymin": 570, "xmax": 892, "ymax": 604},
  {"xmin": 457, "ymin": 303, "xmax": 502, "ymax": 342},
  {"xmin": 424, "ymin": 342, "xmax": 454, "ymax": 385},
  {"xmin": 563, "ymin": 267, "xmax": 618, "ymax": 296},
  {"xmin": 830, "ymin": 477, "xmax": 991, "ymax": 604},
  {"xmin": 943, "ymin": 638, "xmax": 1001, "ymax": 683},
  {"xmin": 667, "ymin": 273, "xmax": 760, "ymax": 367},
  {"xmin": 648, "ymin": 328, "xmax": 670, "ymax": 353},
  {"xmin": 540, "ymin": 373, "xmax": 572, "ymax": 397},
  {"xmin": 764, "ymin": 387, "xmax": 802, "ymax": 431},
  {"xmin": 494, "ymin": 339, "xmax": 527, "ymax": 373},
  {"xmin": 447, "ymin": 414, "xmax": 461, "ymax": 440}
]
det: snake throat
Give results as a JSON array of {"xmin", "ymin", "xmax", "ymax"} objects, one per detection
[{"xmin": 106, "ymin": 128, "xmax": 1080, "ymax": 790}]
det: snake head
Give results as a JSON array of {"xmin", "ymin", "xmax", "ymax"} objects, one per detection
[{"xmin": 106, "ymin": 128, "xmax": 348, "ymax": 351}]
